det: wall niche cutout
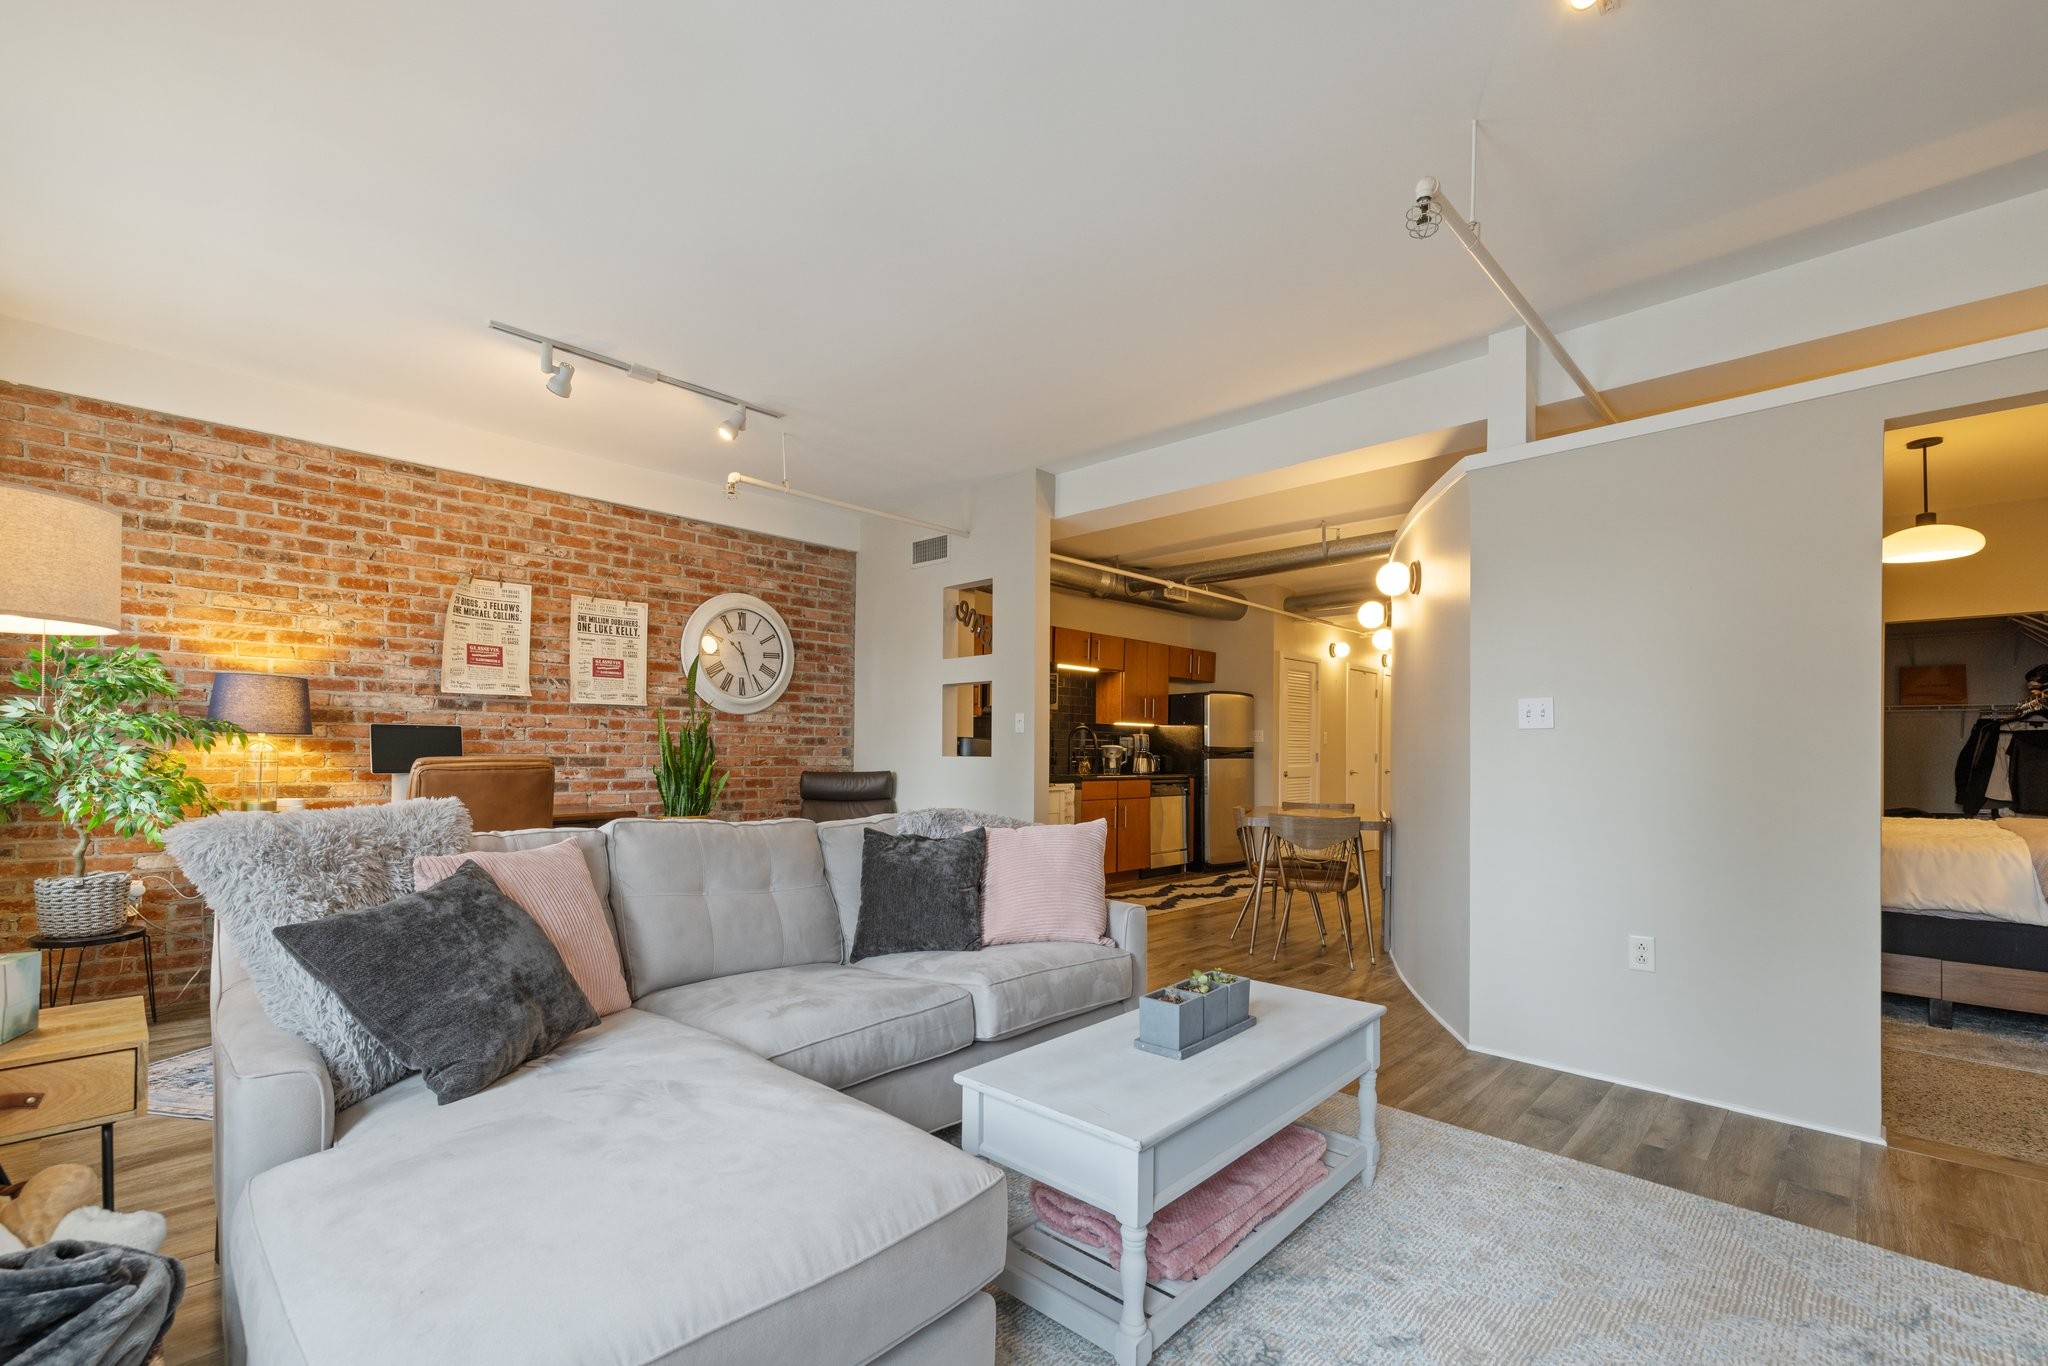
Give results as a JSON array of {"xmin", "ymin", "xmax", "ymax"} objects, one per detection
[
  {"xmin": 944, "ymin": 580, "xmax": 994, "ymax": 659},
  {"xmin": 944, "ymin": 682, "xmax": 993, "ymax": 757}
]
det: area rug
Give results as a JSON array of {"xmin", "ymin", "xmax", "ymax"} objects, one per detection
[
  {"xmin": 974, "ymin": 1100, "xmax": 2048, "ymax": 1363},
  {"xmin": 1126, "ymin": 871, "xmax": 1253, "ymax": 911},
  {"xmin": 147, "ymin": 1046, "xmax": 213, "ymax": 1121},
  {"xmin": 1882, "ymin": 995, "xmax": 2048, "ymax": 1166}
]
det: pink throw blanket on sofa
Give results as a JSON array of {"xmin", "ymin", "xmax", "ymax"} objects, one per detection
[{"xmin": 1029, "ymin": 1125, "xmax": 1329, "ymax": 1281}]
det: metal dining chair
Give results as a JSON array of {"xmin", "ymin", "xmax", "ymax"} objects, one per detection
[
  {"xmin": 1231, "ymin": 806, "xmax": 1281, "ymax": 951},
  {"xmin": 1266, "ymin": 809, "xmax": 1368, "ymax": 969}
]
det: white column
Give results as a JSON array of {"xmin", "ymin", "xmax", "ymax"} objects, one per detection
[{"xmin": 1485, "ymin": 325, "xmax": 1538, "ymax": 451}]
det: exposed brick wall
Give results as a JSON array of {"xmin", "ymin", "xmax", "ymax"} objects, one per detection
[{"xmin": 0, "ymin": 381, "xmax": 854, "ymax": 1006}]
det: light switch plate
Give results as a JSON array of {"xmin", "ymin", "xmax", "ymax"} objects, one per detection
[
  {"xmin": 1013, "ymin": 712, "xmax": 1026, "ymax": 734},
  {"xmin": 1517, "ymin": 697, "xmax": 1554, "ymax": 729}
]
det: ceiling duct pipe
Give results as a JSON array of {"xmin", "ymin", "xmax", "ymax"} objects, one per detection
[
  {"xmin": 1049, "ymin": 558, "xmax": 1249, "ymax": 621},
  {"xmin": 1283, "ymin": 588, "xmax": 1381, "ymax": 618},
  {"xmin": 1167, "ymin": 529, "xmax": 1397, "ymax": 585}
]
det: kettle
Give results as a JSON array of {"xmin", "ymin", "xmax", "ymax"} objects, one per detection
[{"xmin": 1131, "ymin": 752, "xmax": 1161, "ymax": 775}]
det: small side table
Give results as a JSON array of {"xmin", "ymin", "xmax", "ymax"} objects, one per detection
[
  {"xmin": 31, "ymin": 928, "xmax": 158, "ymax": 1024},
  {"xmin": 0, "ymin": 997, "xmax": 150, "ymax": 1209}
]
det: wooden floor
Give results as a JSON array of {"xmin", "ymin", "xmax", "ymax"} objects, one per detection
[{"xmin": 14, "ymin": 871, "xmax": 2048, "ymax": 1364}]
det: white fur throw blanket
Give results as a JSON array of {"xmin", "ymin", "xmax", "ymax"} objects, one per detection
[
  {"xmin": 165, "ymin": 800, "xmax": 472, "ymax": 1106},
  {"xmin": 895, "ymin": 808, "xmax": 1031, "ymax": 838}
]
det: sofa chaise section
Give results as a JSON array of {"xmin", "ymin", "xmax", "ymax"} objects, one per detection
[{"xmin": 230, "ymin": 1009, "xmax": 1005, "ymax": 1366}]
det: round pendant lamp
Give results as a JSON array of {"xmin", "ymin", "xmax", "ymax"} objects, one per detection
[{"xmin": 1882, "ymin": 436, "xmax": 1984, "ymax": 565}]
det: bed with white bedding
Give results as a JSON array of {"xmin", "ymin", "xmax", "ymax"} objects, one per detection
[{"xmin": 1881, "ymin": 816, "xmax": 2048, "ymax": 1024}]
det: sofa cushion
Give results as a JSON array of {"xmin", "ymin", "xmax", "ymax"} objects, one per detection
[
  {"xmin": 635, "ymin": 964, "xmax": 974, "ymax": 1090},
  {"xmin": 233, "ymin": 1009, "xmax": 1006, "ymax": 1366},
  {"xmin": 417, "ymin": 838, "xmax": 632, "ymax": 1014},
  {"xmin": 816, "ymin": 813, "xmax": 898, "ymax": 959},
  {"xmin": 605, "ymin": 817, "xmax": 842, "ymax": 996},
  {"xmin": 273, "ymin": 860, "xmax": 600, "ymax": 1104},
  {"xmin": 850, "ymin": 827, "xmax": 987, "ymax": 961},
  {"xmin": 854, "ymin": 942, "xmax": 1134, "ymax": 1040},
  {"xmin": 468, "ymin": 825, "xmax": 618, "ymax": 942}
]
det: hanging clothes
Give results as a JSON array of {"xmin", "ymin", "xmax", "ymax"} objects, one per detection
[
  {"xmin": 1957, "ymin": 716, "xmax": 2005, "ymax": 815},
  {"xmin": 2009, "ymin": 728, "xmax": 2048, "ymax": 815}
]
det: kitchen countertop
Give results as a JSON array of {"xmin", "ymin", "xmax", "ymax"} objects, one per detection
[{"xmin": 1050, "ymin": 771, "xmax": 1194, "ymax": 784}]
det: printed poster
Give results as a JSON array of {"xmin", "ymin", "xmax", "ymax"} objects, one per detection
[
  {"xmin": 570, "ymin": 595, "xmax": 648, "ymax": 706},
  {"xmin": 440, "ymin": 577, "xmax": 532, "ymax": 697}
]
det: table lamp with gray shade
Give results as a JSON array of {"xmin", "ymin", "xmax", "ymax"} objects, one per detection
[
  {"xmin": 0, "ymin": 484, "xmax": 123, "ymax": 636},
  {"xmin": 208, "ymin": 671, "xmax": 312, "ymax": 810}
]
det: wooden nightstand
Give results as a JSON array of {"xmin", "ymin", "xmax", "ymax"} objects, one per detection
[{"xmin": 0, "ymin": 997, "xmax": 149, "ymax": 1209}]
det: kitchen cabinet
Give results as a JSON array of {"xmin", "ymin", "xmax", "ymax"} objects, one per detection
[
  {"xmin": 1078, "ymin": 779, "xmax": 1152, "ymax": 875},
  {"xmin": 1093, "ymin": 639, "xmax": 1169, "ymax": 726},
  {"xmin": 1052, "ymin": 627, "xmax": 1124, "ymax": 671},
  {"xmin": 1168, "ymin": 647, "xmax": 1216, "ymax": 683}
]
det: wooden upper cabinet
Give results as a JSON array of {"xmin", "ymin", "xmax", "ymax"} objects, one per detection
[
  {"xmin": 1052, "ymin": 627, "xmax": 1125, "ymax": 670},
  {"xmin": 1168, "ymin": 647, "xmax": 1216, "ymax": 684}
]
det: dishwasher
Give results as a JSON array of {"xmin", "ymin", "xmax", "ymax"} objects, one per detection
[{"xmin": 1148, "ymin": 782, "xmax": 1188, "ymax": 869}]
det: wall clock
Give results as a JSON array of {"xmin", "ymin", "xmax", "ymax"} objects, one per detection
[{"xmin": 683, "ymin": 592, "xmax": 795, "ymax": 714}]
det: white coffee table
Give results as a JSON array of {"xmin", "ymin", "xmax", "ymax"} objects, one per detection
[{"xmin": 956, "ymin": 981, "xmax": 1384, "ymax": 1365}]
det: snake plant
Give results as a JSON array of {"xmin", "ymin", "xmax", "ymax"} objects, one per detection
[{"xmin": 654, "ymin": 657, "xmax": 728, "ymax": 817}]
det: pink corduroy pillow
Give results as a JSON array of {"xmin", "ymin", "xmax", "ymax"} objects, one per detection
[
  {"xmin": 981, "ymin": 820, "xmax": 1112, "ymax": 946},
  {"xmin": 414, "ymin": 839, "xmax": 631, "ymax": 1015}
]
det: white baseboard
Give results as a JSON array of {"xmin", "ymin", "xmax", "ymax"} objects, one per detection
[{"xmin": 1385, "ymin": 954, "xmax": 1885, "ymax": 1147}]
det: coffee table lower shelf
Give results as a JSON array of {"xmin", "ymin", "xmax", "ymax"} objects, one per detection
[{"xmin": 997, "ymin": 1126, "xmax": 1372, "ymax": 1365}]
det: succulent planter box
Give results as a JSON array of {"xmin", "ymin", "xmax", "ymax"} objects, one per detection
[{"xmin": 1135, "ymin": 974, "xmax": 1255, "ymax": 1059}]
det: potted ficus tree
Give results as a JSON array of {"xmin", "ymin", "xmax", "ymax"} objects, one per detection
[
  {"xmin": 0, "ymin": 640, "xmax": 243, "ymax": 936},
  {"xmin": 654, "ymin": 657, "xmax": 728, "ymax": 818}
]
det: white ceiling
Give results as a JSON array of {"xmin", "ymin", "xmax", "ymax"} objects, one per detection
[
  {"xmin": 1887, "ymin": 400, "xmax": 2048, "ymax": 521},
  {"xmin": 5, "ymin": 2, "xmax": 2048, "ymax": 512}
]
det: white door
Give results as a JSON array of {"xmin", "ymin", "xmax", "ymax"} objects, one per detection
[
  {"xmin": 1278, "ymin": 654, "xmax": 1319, "ymax": 804},
  {"xmin": 1346, "ymin": 666, "xmax": 1381, "ymax": 848}
]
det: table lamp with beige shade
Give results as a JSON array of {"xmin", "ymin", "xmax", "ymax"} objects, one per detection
[{"xmin": 207, "ymin": 671, "xmax": 313, "ymax": 810}]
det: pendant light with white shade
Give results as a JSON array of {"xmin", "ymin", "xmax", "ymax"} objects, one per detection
[{"xmin": 1882, "ymin": 436, "xmax": 1985, "ymax": 565}]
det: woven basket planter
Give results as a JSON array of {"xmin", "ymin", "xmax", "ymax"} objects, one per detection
[{"xmin": 34, "ymin": 871, "xmax": 132, "ymax": 938}]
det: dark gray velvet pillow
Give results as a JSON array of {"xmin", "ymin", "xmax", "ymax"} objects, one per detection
[
  {"xmin": 850, "ymin": 827, "xmax": 986, "ymax": 960},
  {"xmin": 272, "ymin": 860, "xmax": 599, "ymax": 1104}
]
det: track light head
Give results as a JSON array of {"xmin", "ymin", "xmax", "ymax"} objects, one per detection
[
  {"xmin": 717, "ymin": 405, "xmax": 748, "ymax": 442},
  {"xmin": 1407, "ymin": 180, "xmax": 1442, "ymax": 240},
  {"xmin": 538, "ymin": 343, "xmax": 574, "ymax": 398}
]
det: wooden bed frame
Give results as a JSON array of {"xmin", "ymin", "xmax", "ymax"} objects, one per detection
[{"xmin": 1881, "ymin": 908, "xmax": 2048, "ymax": 1026}]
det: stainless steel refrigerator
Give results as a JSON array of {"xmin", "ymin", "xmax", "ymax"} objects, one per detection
[{"xmin": 1166, "ymin": 690, "xmax": 1254, "ymax": 868}]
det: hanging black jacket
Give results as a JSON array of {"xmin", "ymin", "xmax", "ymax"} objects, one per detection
[
  {"xmin": 2010, "ymin": 730, "xmax": 2048, "ymax": 816},
  {"xmin": 1956, "ymin": 717, "xmax": 2005, "ymax": 816}
]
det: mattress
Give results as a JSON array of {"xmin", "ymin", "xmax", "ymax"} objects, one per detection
[{"xmin": 1879, "ymin": 817, "xmax": 2048, "ymax": 925}]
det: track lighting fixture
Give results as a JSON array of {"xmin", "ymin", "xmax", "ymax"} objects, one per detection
[
  {"xmin": 491, "ymin": 320, "xmax": 784, "ymax": 429},
  {"xmin": 539, "ymin": 343, "xmax": 574, "ymax": 399}
]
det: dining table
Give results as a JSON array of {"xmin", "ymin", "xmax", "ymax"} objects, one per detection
[{"xmin": 1234, "ymin": 805, "xmax": 1390, "ymax": 967}]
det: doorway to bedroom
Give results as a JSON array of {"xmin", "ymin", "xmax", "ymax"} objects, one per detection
[{"xmin": 1878, "ymin": 397, "xmax": 2048, "ymax": 1173}]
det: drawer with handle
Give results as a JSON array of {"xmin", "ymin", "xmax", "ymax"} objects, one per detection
[{"xmin": 0, "ymin": 1049, "xmax": 139, "ymax": 1140}]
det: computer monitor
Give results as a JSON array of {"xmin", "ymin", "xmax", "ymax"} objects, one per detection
[{"xmin": 370, "ymin": 724, "xmax": 462, "ymax": 800}]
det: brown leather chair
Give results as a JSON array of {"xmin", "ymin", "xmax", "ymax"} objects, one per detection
[
  {"xmin": 408, "ymin": 755, "xmax": 557, "ymax": 833},
  {"xmin": 799, "ymin": 770, "xmax": 896, "ymax": 822}
]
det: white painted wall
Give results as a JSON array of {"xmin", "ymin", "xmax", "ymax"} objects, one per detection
[
  {"xmin": 1386, "ymin": 479, "xmax": 1473, "ymax": 1040},
  {"xmin": 855, "ymin": 470, "xmax": 1051, "ymax": 819},
  {"xmin": 1391, "ymin": 338, "xmax": 2048, "ymax": 1141}
]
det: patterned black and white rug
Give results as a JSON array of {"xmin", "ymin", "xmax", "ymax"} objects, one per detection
[
  {"xmin": 1125, "ymin": 872, "xmax": 1254, "ymax": 912},
  {"xmin": 148, "ymin": 1046, "xmax": 213, "ymax": 1121}
]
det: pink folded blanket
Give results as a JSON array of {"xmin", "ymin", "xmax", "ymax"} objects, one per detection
[{"xmin": 1030, "ymin": 1124, "xmax": 1329, "ymax": 1281}]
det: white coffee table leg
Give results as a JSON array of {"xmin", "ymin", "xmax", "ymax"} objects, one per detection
[
  {"xmin": 1117, "ymin": 1223, "xmax": 1151, "ymax": 1365},
  {"xmin": 1358, "ymin": 1067, "xmax": 1380, "ymax": 1186}
]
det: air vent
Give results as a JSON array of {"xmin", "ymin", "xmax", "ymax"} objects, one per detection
[{"xmin": 910, "ymin": 534, "xmax": 951, "ymax": 567}]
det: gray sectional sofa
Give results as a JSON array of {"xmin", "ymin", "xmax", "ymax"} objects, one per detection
[{"xmin": 209, "ymin": 813, "xmax": 1147, "ymax": 1365}]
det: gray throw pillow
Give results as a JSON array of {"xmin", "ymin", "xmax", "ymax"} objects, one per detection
[
  {"xmin": 272, "ymin": 861, "xmax": 600, "ymax": 1104},
  {"xmin": 850, "ymin": 827, "xmax": 986, "ymax": 961},
  {"xmin": 163, "ymin": 798, "xmax": 473, "ymax": 1107}
]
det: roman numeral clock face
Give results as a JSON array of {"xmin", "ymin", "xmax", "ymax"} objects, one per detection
[{"xmin": 683, "ymin": 593, "xmax": 796, "ymax": 715}]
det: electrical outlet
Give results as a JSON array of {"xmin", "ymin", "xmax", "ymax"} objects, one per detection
[
  {"xmin": 1013, "ymin": 712, "xmax": 1026, "ymax": 734},
  {"xmin": 1628, "ymin": 935, "xmax": 1655, "ymax": 972},
  {"xmin": 1251, "ymin": 729, "xmax": 1265, "ymax": 743},
  {"xmin": 1517, "ymin": 697, "xmax": 1554, "ymax": 729}
]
